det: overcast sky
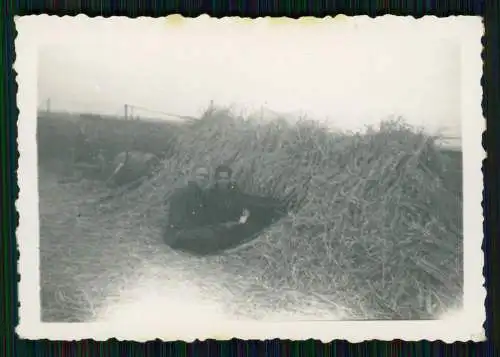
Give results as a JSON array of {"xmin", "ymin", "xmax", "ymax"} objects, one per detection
[{"xmin": 36, "ymin": 16, "xmax": 469, "ymax": 136}]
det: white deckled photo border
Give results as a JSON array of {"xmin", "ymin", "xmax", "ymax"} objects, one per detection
[{"xmin": 14, "ymin": 14, "xmax": 486, "ymax": 342}]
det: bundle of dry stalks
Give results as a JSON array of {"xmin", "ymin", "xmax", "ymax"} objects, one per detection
[{"xmin": 113, "ymin": 109, "xmax": 463, "ymax": 320}]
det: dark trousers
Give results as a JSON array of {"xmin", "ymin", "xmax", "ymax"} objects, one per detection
[
  {"xmin": 163, "ymin": 205, "xmax": 287, "ymax": 256},
  {"xmin": 163, "ymin": 223, "xmax": 264, "ymax": 256}
]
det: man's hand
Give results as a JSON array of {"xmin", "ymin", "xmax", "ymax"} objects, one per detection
[
  {"xmin": 219, "ymin": 209, "xmax": 251, "ymax": 229},
  {"xmin": 239, "ymin": 208, "xmax": 250, "ymax": 224},
  {"xmin": 222, "ymin": 221, "xmax": 240, "ymax": 228}
]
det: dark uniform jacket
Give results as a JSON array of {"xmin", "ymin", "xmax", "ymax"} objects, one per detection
[
  {"xmin": 205, "ymin": 182, "xmax": 246, "ymax": 224},
  {"xmin": 206, "ymin": 182, "xmax": 288, "ymax": 227},
  {"xmin": 167, "ymin": 181, "xmax": 211, "ymax": 230}
]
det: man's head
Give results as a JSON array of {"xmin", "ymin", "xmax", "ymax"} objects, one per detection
[
  {"xmin": 214, "ymin": 165, "xmax": 233, "ymax": 189},
  {"xmin": 192, "ymin": 166, "xmax": 211, "ymax": 189}
]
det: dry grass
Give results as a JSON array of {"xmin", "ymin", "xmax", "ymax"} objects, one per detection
[
  {"xmin": 110, "ymin": 109, "xmax": 463, "ymax": 320},
  {"xmin": 39, "ymin": 108, "xmax": 463, "ymax": 321}
]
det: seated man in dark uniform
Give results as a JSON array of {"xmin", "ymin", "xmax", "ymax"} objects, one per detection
[
  {"xmin": 203, "ymin": 165, "xmax": 290, "ymax": 253},
  {"xmin": 206, "ymin": 165, "xmax": 247, "ymax": 225},
  {"xmin": 163, "ymin": 164, "xmax": 290, "ymax": 256},
  {"xmin": 163, "ymin": 166, "xmax": 213, "ymax": 247}
]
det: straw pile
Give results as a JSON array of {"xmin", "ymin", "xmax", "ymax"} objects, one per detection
[{"xmin": 115, "ymin": 109, "xmax": 463, "ymax": 320}]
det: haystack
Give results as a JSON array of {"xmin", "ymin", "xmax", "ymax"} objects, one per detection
[{"xmin": 117, "ymin": 109, "xmax": 463, "ymax": 320}]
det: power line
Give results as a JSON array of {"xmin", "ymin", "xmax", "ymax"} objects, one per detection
[
  {"xmin": 37, "ymin": 99, "xmax": 465, "ymax": 139},
  {"xmin": 127, "ymin": 104, "xmax": 197, "ymax": 121}
]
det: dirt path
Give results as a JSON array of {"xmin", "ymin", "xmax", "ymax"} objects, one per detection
[
  {"xmin": 39, "ymin": 167, "xmax": 233, "ymax": 321},
  {"xmin": 39, "ymin": 167, "xmax": 344, "ymax": 323}
]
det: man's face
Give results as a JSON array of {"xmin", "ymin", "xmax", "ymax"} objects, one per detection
[
  {"xmin": 194, "ymin": 167, "xmax": 210, "ymax": 189},
  {"xmin": 215, "ymin": 171, "xmax": 231, "ymax": 189}
]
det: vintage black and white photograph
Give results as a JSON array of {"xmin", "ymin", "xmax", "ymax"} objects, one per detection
[{"xmin": 15, "ymin": 15, "xmax": 485, "ymax": 342}]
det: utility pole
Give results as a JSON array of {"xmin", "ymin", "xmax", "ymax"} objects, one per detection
[
  {"xmin": 46, "ymin": 98, "xmax": 51, "ymax": 112},
  {"xmin": 124, "ymin": 104, "xmax": 128, "ymax": 120}
]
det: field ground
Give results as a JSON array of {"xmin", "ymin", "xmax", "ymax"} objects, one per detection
[
  {"xmin": 37, "ymin": 112, "xmax": 182, "ymax": 166},
  {"xmin": 39, "ymin": 166, "xmax": 346, "ymax": 322},
  {"xmin": 37, "ymin": 111, "xmax": 464, "ymax": 322}
]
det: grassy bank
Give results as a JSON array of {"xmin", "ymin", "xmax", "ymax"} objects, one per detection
[{"xmin": 111, "ymin": 109, "xmax": 463, "ymax": 320}]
